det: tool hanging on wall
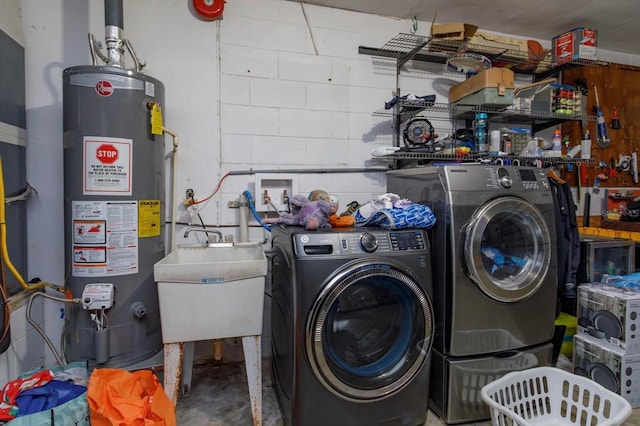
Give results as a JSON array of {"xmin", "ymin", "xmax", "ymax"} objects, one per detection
[
  {"xmin": 582, "ymin": 192, "xmax": 591, "ymax": 227},
  {"xmin": 611, "ymin": 106, "xmax": 621, "ymax": 129},
  {"xmin": 610, "ymin": 157, "xmax": 617, "ymax": 180},
  {"xmin": 593, "ymin": 85, "xmax": 611, "ymax": 147},
  {"xmin": 576, "ymin": 162, "xmax": 582, "ymax": 205}
]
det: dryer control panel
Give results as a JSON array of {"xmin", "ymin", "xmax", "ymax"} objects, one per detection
[
  {"xmin": 429, "ymin": 165, "xmax": 552, "ymax": 192},
  {"xmin": 293, "ymin": 229, "xmax": 428, "ymax": 257},
  {"xmin": 487, "ymin": 167, "xmax": 550, "ymax": 191}
]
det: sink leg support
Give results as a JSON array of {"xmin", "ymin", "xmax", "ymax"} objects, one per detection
[
  {"xmin": 163, "ymin": 342, "xmax": 184, "ymax": 406},
  {"xmin": 242, "ymin": 335, "xmax": 262, "ymax": 426},
  {"xmin": 182, "ymin": 341, "xmax": 195, "ymax": 396}
]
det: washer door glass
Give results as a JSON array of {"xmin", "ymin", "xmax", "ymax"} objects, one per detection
[
  {"xmin": 465, "ymin": 196, "xmax": 552, "ymax": 302},
  {"xmin": 306, "ymin": 261, "xmax": 433, "ymax": 401}
]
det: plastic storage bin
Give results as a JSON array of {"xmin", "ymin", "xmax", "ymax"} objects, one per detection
[
  {"xmin": 555, "ymin": 312, "xmax": 577, "ymax": 358},
  {"xmin": 480, "ymin": 367, "xmax": 632, "ymax": 426}
]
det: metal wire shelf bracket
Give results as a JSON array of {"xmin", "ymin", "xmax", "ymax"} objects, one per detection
[
  {"xmin": 372, "ymin": 151, "xmax": 596, "ymax": 165},
  {"xmin": 359, "ymin": 33, "xmax": 609, "ymax": 77}
]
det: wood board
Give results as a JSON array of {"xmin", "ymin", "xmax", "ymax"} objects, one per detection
[{"xmin": 562, "ymin": 63, "xmax": 640, "ymax": 189}]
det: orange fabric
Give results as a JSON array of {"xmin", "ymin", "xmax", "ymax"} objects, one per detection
[
  {"xmin": 87, "ymin": 368, "xmax": 176, "ymax": 426},
  {"xmin": 330, "ymin": 214, "xmax": 355, "ymax": 227}
]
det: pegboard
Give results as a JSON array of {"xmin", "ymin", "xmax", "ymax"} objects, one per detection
[{"xmin": 561, "ymin": 63, "xmax": 640, "ymax": 188}]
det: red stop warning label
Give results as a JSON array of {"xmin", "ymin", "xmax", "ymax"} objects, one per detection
[{"xmin": 96, "ymin": 144, "xmax": 119, "ymax": 164}]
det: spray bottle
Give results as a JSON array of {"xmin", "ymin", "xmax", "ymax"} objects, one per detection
[
  {"xmin": 593, "ymin": 85, "xmax": 611, "ymax": 147},
  {"xmin": 474, "ymin": 112, "xmax": 488, "ymax": 153}
]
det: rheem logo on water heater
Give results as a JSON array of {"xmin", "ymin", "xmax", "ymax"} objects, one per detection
[
  {"xmin": 96, "ymin": 144, "xmax": 118, "ymax": 164},
  {"xmin": 95, "ymin": 80, "xmax": 114, "ymax": 96}
]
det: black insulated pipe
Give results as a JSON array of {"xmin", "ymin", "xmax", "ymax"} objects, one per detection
[{"xmin": 105, "ymin": 0, "xmax": 124, "ymax": 29}]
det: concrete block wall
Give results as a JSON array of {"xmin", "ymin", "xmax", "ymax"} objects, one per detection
[{"xmin": 214, "ymin": 1, "xmax": 416, "ymax": 239}]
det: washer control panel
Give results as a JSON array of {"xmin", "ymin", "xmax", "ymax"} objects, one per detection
[
  {"xmin": 346, "ymin": 229, "xmax": 428, "ymax": 254},
  {"xmin": 293, "ymin": 229, "xmax": 428, "ymax": 257}
]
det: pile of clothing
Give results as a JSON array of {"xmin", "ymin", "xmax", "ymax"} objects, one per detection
[
  {"xmin": 352, "ymin": 193, "xmax": 436, "ymax": 230},
  {"xmin": 0, "ymin": 362, "xmax": 88, "ymax": 424}
]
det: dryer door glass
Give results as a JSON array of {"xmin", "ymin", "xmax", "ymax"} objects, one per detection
[
  {"xmin": 306, "ymin": 262, "xmax": 433, "ymax": 401},
  {"xmin": 465, "ymin": 196, "xmax": 552, "ymax": 302}
]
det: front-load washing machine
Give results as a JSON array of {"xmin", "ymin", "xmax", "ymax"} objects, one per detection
[
  {"xmin": 387, "ymin": 165, "xmax": 557, "ymax": 424},
  {"xmin": 270, "ymin": 224, "xmax": 435, "ymax": 426}
]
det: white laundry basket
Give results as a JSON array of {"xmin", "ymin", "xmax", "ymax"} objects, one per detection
[{"xmin": 480, "ymin": 366, "xmax": 632, "ymax": 426}]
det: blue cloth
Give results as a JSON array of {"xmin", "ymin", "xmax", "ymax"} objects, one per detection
[
  {"xmin": 15, "ymin": 380, "xmax": 86, "ymax": 416},
  {"xmin": 602, "ymin": 272, "xmax": 640, "ymax": 289},
  {"xmin": 356, "ymin": 204, "xmax": 436, "ymax": 230}
]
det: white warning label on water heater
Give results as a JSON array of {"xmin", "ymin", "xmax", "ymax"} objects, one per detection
[
  {"xmin": 83, "ymin": 136, "xmax": 132, "ymax": 196},
  {"xmin": 72, "ymin": 200, "xmax": 138, "ymax": 277}
]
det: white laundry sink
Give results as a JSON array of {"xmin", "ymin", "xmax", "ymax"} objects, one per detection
[
  {"xmin": 153, "ymin": 242, "xmax": 267, "ymax": 343},
  {"xmin": 154, "ymin": 242, "xmax": 267, "ymax": 284}
]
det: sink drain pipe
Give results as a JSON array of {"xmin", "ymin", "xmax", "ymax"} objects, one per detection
[{"xmin": 239, "ymin": 192, "xmax": 249, "ymax": 243}]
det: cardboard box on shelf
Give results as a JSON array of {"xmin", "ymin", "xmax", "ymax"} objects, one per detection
[
  {"xmin": 449, "ymin": 68, "xmax": 515, "ymax": 107},
  {"xmin": 552, "ymin": 27, "xmax": 598, "ymax": 65},
  {"xmin": 431, "ymin": 22, "xmax": 478, "ymax": 40},
  {"xmin": 577, "ymin": 283, "xmax": 640, "ymax": 354},
  {"xmin": 574, "ymin": 333, "xmax": 640, "ymax": 408}
]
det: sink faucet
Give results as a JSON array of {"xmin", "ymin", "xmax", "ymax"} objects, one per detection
[{"xmin": 183, "ymin": 227, "xmax": 223, "ymax": 245}]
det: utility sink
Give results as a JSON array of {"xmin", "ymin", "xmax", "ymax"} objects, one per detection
[
  {"xmin": 154, "ymin": 241, "xmax": 267, "ymax": 284},
  {"xmin": 153, "ymin": 242, "xmax": 267, "ymax": 344}
]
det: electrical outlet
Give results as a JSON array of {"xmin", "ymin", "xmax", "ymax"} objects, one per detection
[{"xmin": 184, "ymin": 188, "xmax": 196, "ymax": 206}]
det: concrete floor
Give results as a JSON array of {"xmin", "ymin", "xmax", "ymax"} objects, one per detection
[{"xmin": 169, "ymin": 357, "xmax": 640, "ymax": 426}]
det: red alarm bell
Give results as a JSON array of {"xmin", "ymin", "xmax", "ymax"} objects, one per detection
[{"xmin": 193, "ymin": 0, "xmax": 225, "ymax": 20}]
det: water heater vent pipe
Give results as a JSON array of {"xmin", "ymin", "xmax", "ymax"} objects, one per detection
[
  {"xmin": 104, "ymin": 0, "xmax": 125, "ymax": 68},
  {"xmin": 87, "ymin": 0, "xmax": 145, "ymax": 71}
]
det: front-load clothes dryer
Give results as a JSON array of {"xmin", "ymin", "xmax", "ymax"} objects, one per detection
[
  {"xmin": 387, "ymin": 165, "xmax": 557, "ymax": 424},
  {"xmin": 270, "ymin": 225, "xmax": 435, "ymax": 426}
]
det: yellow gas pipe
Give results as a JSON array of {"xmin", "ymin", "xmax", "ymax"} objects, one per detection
[{"xmin": 0, "ymin": 157, "xmax": 62, "ymax": 292}]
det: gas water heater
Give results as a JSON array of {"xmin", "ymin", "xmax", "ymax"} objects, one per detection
[{"xmin": 62, "ymin": 0, "xmax": 165, "ymax": 367}]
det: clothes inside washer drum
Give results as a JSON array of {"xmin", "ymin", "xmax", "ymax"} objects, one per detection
[{"xmin": 592, "ymin": 310, "xmax": 623, "ymax": 339}]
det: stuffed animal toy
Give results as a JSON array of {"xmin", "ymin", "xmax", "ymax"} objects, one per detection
[
  {"xmin": 308, "ymin": 189, "xmax": 330, "ymax": 202},
  {"xmin": 308, "ymin": 190, "xmax": 355, "ymax": 227},
  {"xmin": 263, "ymin": 194, "xmax": 338, "ymax": 230}
]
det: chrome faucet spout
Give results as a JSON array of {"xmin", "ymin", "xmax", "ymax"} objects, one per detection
[{"xmin": 183, "ymin": 227, "xmax": 223, "ymax": 243}]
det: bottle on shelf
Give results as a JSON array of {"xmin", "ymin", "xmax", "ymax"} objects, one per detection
[
  {"xmin": 474, "ymin": 112, "xmax": 488, "ymax": 153},
  {"xmin": 552, "ymin": 129, "xmax": 562, "ymax": 155},
  {"xmin": 581, "ymin": 130, "xmax": 592, "ymax": 159}
]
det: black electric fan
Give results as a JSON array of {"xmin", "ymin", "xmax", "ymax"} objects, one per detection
[{"xmin": 403, "ymin": 117, "xmax": 435, "ymax": 150}]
